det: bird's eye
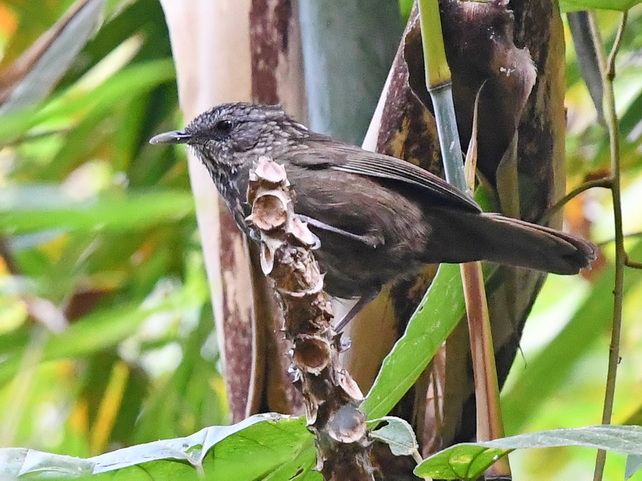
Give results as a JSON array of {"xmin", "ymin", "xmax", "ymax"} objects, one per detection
[{"xmin": 215, "ymin": 119, "xmax": 234, "ymax": 135}]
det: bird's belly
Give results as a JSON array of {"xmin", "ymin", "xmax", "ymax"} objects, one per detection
[{"xmin": 311, "ymin": 229, "xmax": 425, "ymax": 299}]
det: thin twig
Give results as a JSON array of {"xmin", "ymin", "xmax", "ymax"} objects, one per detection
[
  {"xmin": 461, "ymin": 84, "xmax": 509, "ymax": 477},
  {"xmin": 591, "ymin": 10, "xmax": 628, "ymax": 481},
  {"xmin": 596, "ymin": 231, "xmax": 642, "ymax": 246},
  {"xmin": 625, "ymin": 254, "xmax": 642, "ymax": 270},
  {"xmin": 538, "ymin": 177, "xmax": 611, "ymax": 224},
  {"xmin": 0, "ymin": 237, "xmax": 20, "ymax": 275}
]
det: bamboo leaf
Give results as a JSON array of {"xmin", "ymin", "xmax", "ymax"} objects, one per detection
[
  {"xmin": 626, "ymin": 454, "xmax": 642, "ymax": 480},
  {"xmin": 0, "ymin": 0, "xmax": 105, "ymax": 113},
  {"xmin": 0, "ymin": 59, "xmax": 176, "ymax": 145},
  {"xmin": 561, "ymin": 0, "xmax": 641, "ymax": 12},
  {"xmin": 362, "ymin": 264, "xmax": 461, "ymax": 419},
  {"xmin": 362, "ymin": 263, "xmax": 495, "ymax": 419},
  {"xmin": 415, "ymin": 425, "xmax": 642, "ymax": 480},
  {"xmin": 0, "ymin": 186, "xmax": 193, "ymax": 234}
]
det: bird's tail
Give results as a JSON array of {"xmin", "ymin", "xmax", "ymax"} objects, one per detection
[{"xmin": 439, "ymin": 212, "xmax": 597, "ymax": 275}]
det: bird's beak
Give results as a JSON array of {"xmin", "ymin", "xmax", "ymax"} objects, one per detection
[{"xmin": 149, "ymin": 130, "xmax": 193, "ymax": 145}]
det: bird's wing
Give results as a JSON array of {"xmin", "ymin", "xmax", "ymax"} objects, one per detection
[{"xmin": 284, "ymin": 137, "xmax": 481, "ymax": 213}]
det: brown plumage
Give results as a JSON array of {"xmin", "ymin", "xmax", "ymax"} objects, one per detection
[{"xmin": 150, "ymin": 102, "xmax": 596, "ymax": 302}]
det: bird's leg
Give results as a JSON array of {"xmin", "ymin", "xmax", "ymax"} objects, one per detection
[
  {"xmin": 333, "ymin": 289, "xmax": 380, "ymax": 332},
  {"xmin": 296, "ymin": 214, "xmax": 381, "ymax": 331},
  {"xmin": 299, "ymin": 215, "xmax": 376, "ymax": 247}
]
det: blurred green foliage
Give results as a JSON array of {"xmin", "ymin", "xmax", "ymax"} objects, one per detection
[
  {"xmin": 1, "ymin": 2, "xmax": 642, "ymax": 480},
  {"xmin": 0, "ymin": 0, "xmax": 228, "ymax": 459}
]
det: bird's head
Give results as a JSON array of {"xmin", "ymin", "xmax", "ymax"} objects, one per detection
[{"xmin": 150, "ymin": 102, "xmax": 308, "ymax": 167}]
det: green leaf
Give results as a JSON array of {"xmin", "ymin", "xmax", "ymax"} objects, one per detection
[
  {"xmin": 560, "ymin": 0, "xmax": 641, "ymax": 11},
  {"xmin": 362, "ymin": 263, "xmax": 495, "ymax": 419},
  {"xmin": 0, "ymin": 186, "xmax": 194, "ymax": 234},
  {"xmin": 0, "ymin": 414, "xmax": 319, "ymax": 480},
  {"xmin": 398, "ymin": 0, "xmax": 414, "ymax": 19},
  {"xmin": 0, "ymin": 59, "xmax": 176, "ymax": 144},
  {"xmin": 416, "ymin": 444, "xmax": 509, "ymax": 480},
  {"xmin": 0, "ymin": 448, "xmax": 96, "ymax": 478},
  {"xmin": 415, "ymin": 425, "xmax": 642, "ymax": 480},
  {"xmin": 361, "ymin": 264, "xmax": 461, "ymax": 418},
  {"xmin": 0, "ymin": 0, "xmax": 106, "ymax": 114},
  {"xmin": 626, "ymin": 454, "xmax": 642, "ymax": 480},
  {"xmin": 199, "ymin": 416, "xmax": 317, "ymax": 481},
  {"xmin": 369, "ymin": 416, "xmax": 419, "ymax": 457}
]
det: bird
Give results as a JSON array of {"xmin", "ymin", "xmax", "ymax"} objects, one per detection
[{"xmin": 150, "ymin": 102, "xmax": 596, "ymax": 326}]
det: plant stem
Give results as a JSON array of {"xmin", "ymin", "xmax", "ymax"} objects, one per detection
[
  {"xmin": 417, "ymin": 0, "xmax": 509, "ymax": 477},
  {"xmin": 539, "ymin": 177, "xmax": 612, "ymax": 224},
  {"xmin": 417, "ymin": 0, "xmax": 467, "ymax": 191},
  {"xmin": 460, "ymin": 262, "xmax": 511, "ymax": 477},
  {"xmin": 248, "ymin": 158, "xmax": 373, "ymax": 481},
  {"xmin": 625, "ymin": 254, "xmax": 642, "ymax": 270},
  {"xmin": 417, "ymin": 0, "xmax": 451, "ymax": 88},
  {"xmin": 591, "ymin": 10, "xmax": 628, "ymax": 481}
]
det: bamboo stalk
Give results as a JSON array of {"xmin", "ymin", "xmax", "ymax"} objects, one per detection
[{"xmin": 417, "ymin": 0, "xmax": 509, "ymax": 476}]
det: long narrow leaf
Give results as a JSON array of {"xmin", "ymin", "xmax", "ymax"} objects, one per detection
[
  {"xmin": 561, "ymin": 0, "xmax": 642, "ymax": 12},
  {"xmin": 362, "ymin": 263, "xmax": 495, "ymax": 419},
  {"xmin": 0, "ymin": 0, "xmax": 105, "ymax": 113},
  {"xmin": 0, "ymin": 59, "xmax": 175, "ymax": 144},
  {"xmin": 0, "ymin": 186, "xmax": 193, "ymax": 234},
  {"xmin": 415, "ymin": 424, "xmax": 642, "ymax": 480}
]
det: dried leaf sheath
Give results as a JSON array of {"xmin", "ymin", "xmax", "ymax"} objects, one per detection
[{"xmin": 247, "ymin": 157, "xmax": 374, "ymax": 481}]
